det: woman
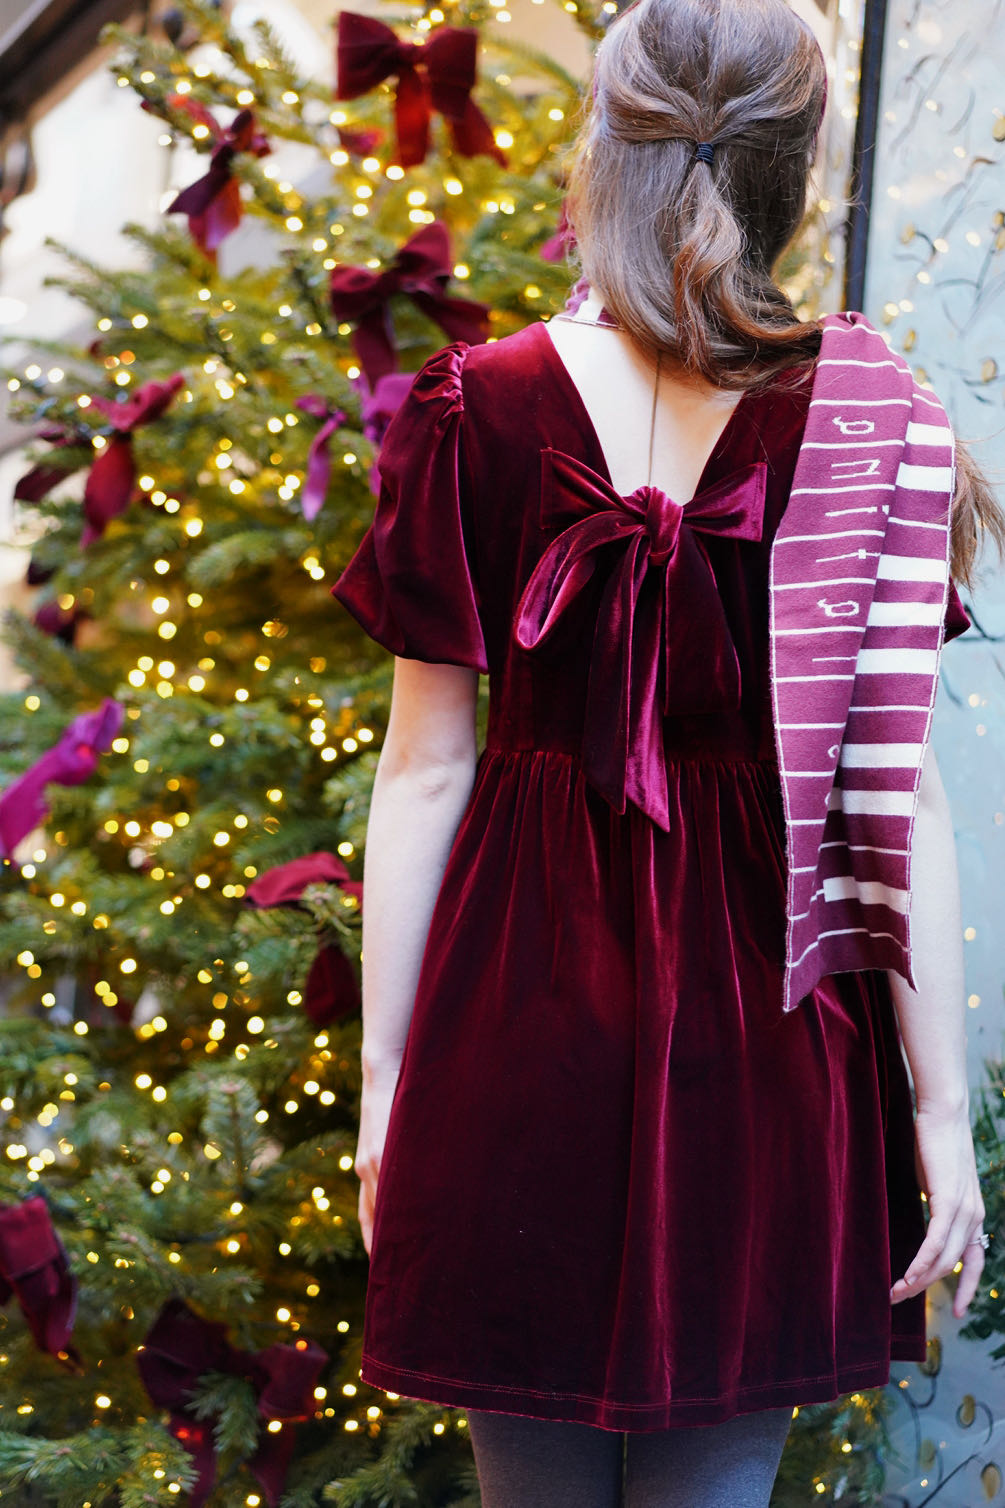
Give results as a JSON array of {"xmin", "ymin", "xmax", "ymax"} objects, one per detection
[{"xmin": 332, "ymin": 1, "xmax": 1001, "ymax": 1503}]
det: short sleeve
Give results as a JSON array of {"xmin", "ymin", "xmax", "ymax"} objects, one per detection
[
  {"xmin": 943, "ymin": 577, "xmax": 971, "ymax": 645},
  {"xmin": 330, "ymin": 343, "xmax": 489, "ymax": 672}
]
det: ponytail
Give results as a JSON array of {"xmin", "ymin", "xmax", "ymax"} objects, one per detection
[{"xmin": 565, "ymin": 0, "xmax": 827, "ymax": 389}]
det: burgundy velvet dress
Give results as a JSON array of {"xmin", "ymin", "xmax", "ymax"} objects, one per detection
[{"xmin": 330, "ymin": 318, "xmax": 947, "ymax": 1432}]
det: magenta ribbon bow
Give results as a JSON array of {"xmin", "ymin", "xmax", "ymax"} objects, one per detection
[
  {"xmin": 83, "ymin": 373, "xmax": 186, "ymax": 543},
  {"xmin": 539, "ymin": 202, "xmax": 576, "ymax": 264},
  {"xmin": 354, "ymin": 370, "xmax": 414, "ymax": 494},
  {"xmin": 295, "ymin": 396, "xmax": 346, "ymax": 521},
  {"xmin": 0, "ymin": 698, "xmax": 124, "ymax": 859},
  {"xmin": 329, "ymin": 220, "xmax": 489, "ymax": 388},
  {"xmin": 0, "ymin": 1196, "xmax": 79, "ymax": 1364},
  {"xmin": 335, "ymin": 11, "xmax": 506, "ymax": 169},
  {"xmin": 514, "ymin": 451, "xmax": 768, "ymax": 831},
  {"xmin": 166, "ymin": 107, "xmax": 271, "ymax": 259},
  {"xmin": 138, "ymin": 1297, "xmax": 327, "ymax": 1508}
]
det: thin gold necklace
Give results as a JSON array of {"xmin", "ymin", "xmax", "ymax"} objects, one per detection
[{"xmin": 552, "ymin": 310, "xmax": 622, "ymax": 329}]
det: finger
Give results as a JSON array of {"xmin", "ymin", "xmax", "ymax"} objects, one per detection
[
  {"xmin": 893, "ymin": 1203, "xmax": 981, "ymax": 1301},
  {"xmin": 951, "ymin": 1241, "xmax": 986, "ymax": 1318},
  {"xmin": 892, "ymin": 1211, "xmax": 954, "ymax": 1293},
  {"xmin": 920, "ymin": 1204, "xmax": 976, "ymax": 1286},
  {"xmin": 359, "ymin": 1183, "xmax": 373, "ymax": 1256}
]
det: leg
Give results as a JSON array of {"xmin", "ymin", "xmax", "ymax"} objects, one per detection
[
  {"xmin": 623, "ymin": 1405, "xmax": 793, "ymax": 1508},
  {"xmin": 466, "ymin": 1407, "xmax": 624, "ymax": 1508}
]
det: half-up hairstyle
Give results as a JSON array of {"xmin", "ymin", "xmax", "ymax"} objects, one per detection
[
  {"xmin": 566, "ymin": 0, "xmax": 1005, "ymax": 588},
  {"xmin": 566, "ymin": 0, "xmax": 827, "ymax": 389}
]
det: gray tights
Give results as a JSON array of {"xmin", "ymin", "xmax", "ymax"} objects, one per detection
[{"xmin": 466, "ymin": 1404, "xmax": 793, "ymax": 1508}]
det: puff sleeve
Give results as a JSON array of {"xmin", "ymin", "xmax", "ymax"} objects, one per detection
[
  {"xmin": 943, "ymin": 577, "xmax": 971, "ymax": 645},
  {"xmin": 330, "ymin": 343, "xmax": 489, "ymax": 672}
]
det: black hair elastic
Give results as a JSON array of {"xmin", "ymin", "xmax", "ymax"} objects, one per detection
[{"xmin": 694, "ymin": 141, "xmax": 716, "ymax": 166}]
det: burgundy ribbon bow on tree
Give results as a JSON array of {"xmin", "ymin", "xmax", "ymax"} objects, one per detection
[
  {"xmin": 166, "ymin": 106, "xmax": 271, "ymax": 259},
  {"xmin": 294, "ymin": 396, "xmax": 346, "ymax": 521},
  {"xmin": 338, "ymin": 124, "xmax": 383, "ymax": 158},
  {"xmin": 34, "ymin": 598, "xmax": 85, "ymax": 644},
  {"xmin": 83, "ymin": 373, "xmax": 186, "ymax": 543},
  {"xmin": 24, "ymin": 557, "xmax": 87, "ymax": 644},
  {"xmin": 0, "ymin": 698, "xmax": 124, "ymax": 859},
  {"xmin": 514, "ymin": 451, "xmax": 767, "ymax": 831},
  {"xmin": 245, "ymin": 853, "xmax": 362, "ymax": 1025},
  {"xmin": 142, "ymin": 90, "xmax": 220, "ymax": 138},
  {"xmin": 0, "ymin": 1196, "xmax": 79, "ymax": 1364},
  {"xmin": 137, "ymin": 1297, "xmax": 327, "ymax": 1508},
  {"xmin": 336, "ymin": 11, "xmax": 506, "ymax": 169},
  {"xmin": 330, "ymin": 220, "xmax": 489, "ymax": 388},
  {"xmin": 13, "ymin": 423, "xmax": 90, "ymax": 503}
]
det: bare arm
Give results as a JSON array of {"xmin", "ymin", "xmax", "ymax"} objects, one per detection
[
  {"xmin": 353, "ymin": 657, "xmax": 479, "ymax": 1254},
  {"xmin": 358, "ymin": 656, "xmax": 480, "ymax": 1085},
  {"xmin": 887, "ymin": 742, "xmax": 986, "ymax": 1315},
  {"xmin": 886, "ymin": 743, "xmax": 967, "ymax": 1115}
]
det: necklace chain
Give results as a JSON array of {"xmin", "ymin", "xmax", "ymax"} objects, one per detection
[
  {"xmin": 552, "ymin": 311, "xmax": 622, "ymax": 330},
  {"xmin": 647, "ymin": 350, "xmax": 661, "ymax": 489}
]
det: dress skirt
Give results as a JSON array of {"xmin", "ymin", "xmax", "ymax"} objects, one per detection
[{"xmin": 357, "ymin": 744, "xmax": 928, "ymax": 1430}]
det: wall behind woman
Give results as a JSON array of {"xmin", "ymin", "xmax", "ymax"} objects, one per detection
[{"xmin": 865, "ymin": 2, "xmax": 1005, "ymax": 1501}]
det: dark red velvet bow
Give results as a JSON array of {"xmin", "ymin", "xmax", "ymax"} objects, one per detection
[
  {"xmin": 14, "ymin": 424, "xmax": 88, "ymax": 503},
  {"xmin": 514, "ymin": 451, "xmax": 767, "ymax": 831},
  {"xmin": 244, "ymin": 851, "xmax": 362, "ymax": 909},
  {"xmin": 0, "ymin": 698, "xmax": 124, "ymax": 859},
  {"xmin": 26, "ymin": 556, "xmax": 55, "ymax": 586},
  {"xmin": 338, "ymin": 124, "xmax": 383, "ymax": 158},
  {"xmin": 295, "ymin": 396, "xmax": 346, "ymax": 521},
  {"xmin": 166, "ymin": 107, "xmax": 271, "ymax": 259},
  {"xmin": 336, "ymin": 12, "xmax": 506, "ymax": 169},
  {"xmin": 302, "ymin": 945, "xmax": 359, "ymax": 1028},
  {"xmin": 330, "ymin": 220, "xmax": 489, "ymax": 388},
  {"xmin": 83, "ymin": 373, "xmax": 186, "ymax": 543},
  {"xmin": 137, "ymin": 1297, "xmax": 327, "ymax": 1508},
  {"xmin": 0, "ymin": 1196, "xmax": 79, "ymax": 1364},
  {"xmin": 245, "ymin": 853, "xmax": 361, "ymax": 1025},
  {"xmin": 34, "ymin": 599, "xmax": 85, "ymax": 644}
]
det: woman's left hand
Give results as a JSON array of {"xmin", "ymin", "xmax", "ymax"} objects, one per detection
[{"xmin": 355, "ymin": 1062, "xmax": 401, "ymax": 1256}]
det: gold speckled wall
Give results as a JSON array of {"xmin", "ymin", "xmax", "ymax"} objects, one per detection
[{"xmin": 863, "ymin": 2, "xmax": 1005, "ymax": 1502}]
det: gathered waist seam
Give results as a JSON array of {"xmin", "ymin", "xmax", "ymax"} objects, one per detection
[{"xmin": 482, "ymin": 745, "xmax": 779, "ymax": 769}]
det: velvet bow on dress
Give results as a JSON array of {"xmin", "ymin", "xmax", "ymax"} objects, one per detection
[{"xmin": 514, "ymin": 450, "xmax": 767, "ymax": 831}]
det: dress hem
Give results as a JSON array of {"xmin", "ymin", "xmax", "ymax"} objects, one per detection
[{"xmin": 359, "ymin": 1342, "xmax": 928, "ymax": 1432}]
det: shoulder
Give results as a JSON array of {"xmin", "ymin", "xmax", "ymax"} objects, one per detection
[
  {"xmin": 404, "ymin": 341, "xmax": 470, "ymax": 416},
  {"xmin": 403, "ymin": 322, "xmax": 546, "ymax": 413},
  {"xmin": 462, "ymin": 321, "xmax": 550, "ymax": 400}
]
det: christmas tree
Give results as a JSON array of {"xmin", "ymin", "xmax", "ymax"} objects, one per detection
[{"xmin": 0, "ymin": 0, "xmax": 918, "ymax": 1502}]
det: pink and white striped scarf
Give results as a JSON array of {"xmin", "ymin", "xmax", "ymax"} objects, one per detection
[{"xmin": 772, "ymin": 310, "xmax": 956, "ymax": 1011}]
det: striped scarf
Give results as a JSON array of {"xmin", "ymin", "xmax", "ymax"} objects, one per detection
[{"xmin": 772, "ymin": 310, "xmax": 956, "ymax": 1012}]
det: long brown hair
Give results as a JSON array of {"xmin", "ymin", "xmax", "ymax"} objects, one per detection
[{"xmin": 564, "ymin": 0, "xmax": 1004, "ymax": 588}]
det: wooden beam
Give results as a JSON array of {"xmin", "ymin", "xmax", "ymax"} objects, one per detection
[
  {"xmin": 0, "ymin": 0, "xmax": 141, "ymax": 124},
  {"xmin": 844, "ymin": 0, "xmax": 890, "ymax": 312}
]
